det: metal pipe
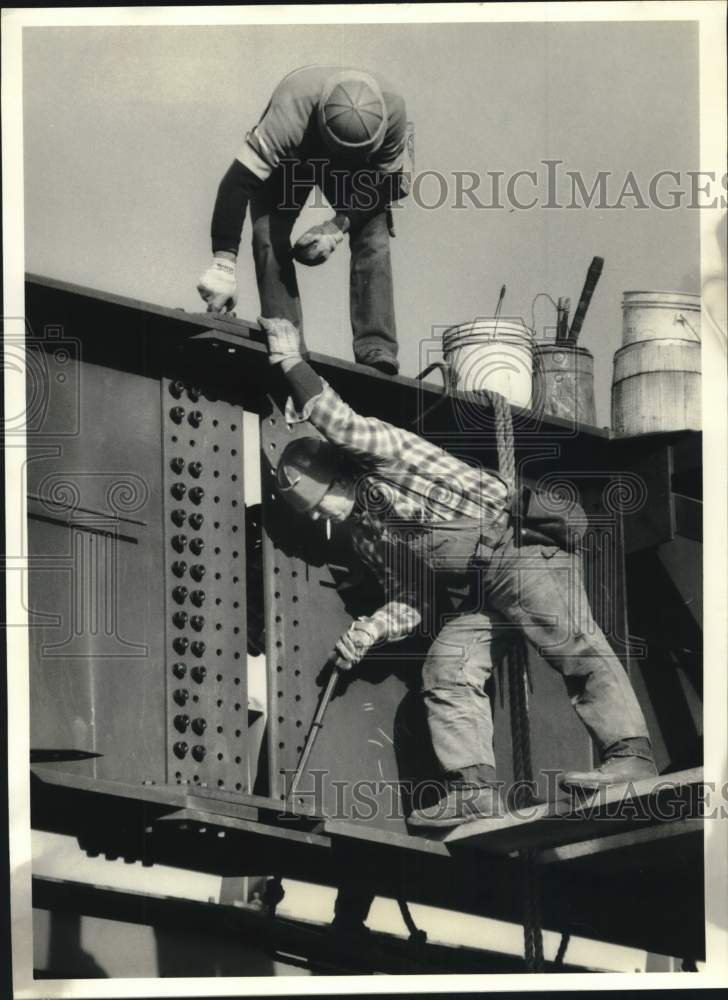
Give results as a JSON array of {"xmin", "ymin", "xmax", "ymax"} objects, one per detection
[{"xmin": 287, "ymin": 662, "xmax": 342, "ymax": 802}]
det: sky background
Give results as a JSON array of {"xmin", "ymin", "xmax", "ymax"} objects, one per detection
[{"xmin": 22, "ymin": 19, "xmax": 700, "ymax": 425}]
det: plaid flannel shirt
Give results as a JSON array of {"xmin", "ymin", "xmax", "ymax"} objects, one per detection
[{"xmin": 286, "ymin": 379, "xmax": 510, "ymax": 644}]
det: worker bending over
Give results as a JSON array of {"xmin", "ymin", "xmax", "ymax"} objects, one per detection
[
  {"xmin": 198, "ymin": 66, "xmax": 410, "ymax": 376},
  {"xmin": 259, "ymin": 316, "xmax": 658, "ymax": 829}
]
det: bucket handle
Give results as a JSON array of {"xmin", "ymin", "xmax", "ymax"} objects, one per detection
[
  {"xmin": 414, "ymin": 361, "xmax": 453, "ymax": 423},
  {"xmin": 674, "ymin": 313, "xmax": 701, "ymax": 341}
]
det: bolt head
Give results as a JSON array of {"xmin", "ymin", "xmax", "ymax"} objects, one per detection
[
  {"xmin": 174, "ymin": 714, "xmax": 190, "ymax": 732},
  {"xmin": 172, "ymin": 534, "xmax": 188, "ymax": 552}
]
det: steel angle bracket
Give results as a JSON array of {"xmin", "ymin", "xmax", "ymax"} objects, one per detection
[{"xmin": 161, "ymin": 376, "xmax": 249, "ymax": 794}]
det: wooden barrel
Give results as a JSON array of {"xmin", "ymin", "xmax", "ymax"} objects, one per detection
[
  {"xmin": 611, "ymin": 339, "xmax": 701, "ymax": 434},
  {"xmin": 532, "ymin": 345, "xmax": 597, "ymax": 426}
]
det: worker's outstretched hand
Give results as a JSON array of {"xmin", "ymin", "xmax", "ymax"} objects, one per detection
[
  {"xmin": 333, "ymin": 619, "xmax": 379, "ymax": 671},
  {"xmin": 197, "ymin": 257, "xmax": 238, "ymax": 314},
  {"xmin": 292, "ymin": 219, "xmax": 345, "ymax": 267},
  {"xmin": 258, "ymin": 316, "xmax": 303, "ymax": 366}
]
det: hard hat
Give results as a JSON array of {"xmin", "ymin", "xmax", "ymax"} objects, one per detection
[
  {"xmin": 318, "ymin": 71, "xmax": 388, "ymax": 158},
  {"xmin": 275, "ymin": 436, "xmax": 341, "ymax": 513}
]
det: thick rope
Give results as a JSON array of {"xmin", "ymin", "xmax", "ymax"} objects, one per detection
[
  {"xmin": 489, "ymin": 389, "xmax": 544, "ymax": 974},
  {"xmin": 487, "ymin": 390, "xmax": 516, "ymax": 494}
]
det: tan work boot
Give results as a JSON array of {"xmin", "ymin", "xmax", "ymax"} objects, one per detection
[
  {"xmin": 559, "ymin": 755, "xmax": 657, "ymax": 793},
  {"xmin": 407, "ymin": 785, "xmax": 502, "ymax": 828}
]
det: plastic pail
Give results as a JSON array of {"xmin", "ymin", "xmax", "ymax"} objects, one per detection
[{"xmin": 442, "ymin": 319, "xmax": 533, "ymax": 407}]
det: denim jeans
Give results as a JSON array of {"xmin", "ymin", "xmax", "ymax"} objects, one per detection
[
  {"xmin": 420, "ymin": 524, "xmax": 650, "ymax": 773},
  {"xmin": 249, "ymin": 162, "xmax": 398, "ymax": 363}
]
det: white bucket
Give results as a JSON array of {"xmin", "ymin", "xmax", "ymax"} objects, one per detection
[
  {"xmin": 612, "ymin": 290, "xmax": 702, "ymax": 434},
  {"xmin": 621, "ymin": 290, "xmax": 701, "ymax": 346},
  {"xmin": 442, "ymin": 318, "xmax": 534, "ymax": 407}
]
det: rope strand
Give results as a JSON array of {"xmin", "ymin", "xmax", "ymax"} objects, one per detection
[{"xmin": 490, "ymin": 388, "xmax": 545, "ymax": 973}]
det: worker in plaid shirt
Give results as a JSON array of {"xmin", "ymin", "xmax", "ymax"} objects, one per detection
[{"xmin": 260, "ymin": 317, "xmax": 656, "ymax": 828}]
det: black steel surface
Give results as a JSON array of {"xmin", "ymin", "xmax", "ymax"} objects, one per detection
[{"xmin": 26, "ymin": 339, "xmax": 167, "ymax": 784}]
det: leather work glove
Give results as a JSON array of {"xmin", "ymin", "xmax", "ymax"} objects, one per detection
[
  {"xmin": 334, "ymin": 619, "xmax": 379, "ymax": 670},
  {"xmin": 292, "ymin": 218, "xmax": 346, "ymax": 267},
  {"xmin": 197, "ymin": 256, "xmax": 238, "ymax": 314},
  {"xmin": 258, "ymin": 316, "xmax": 304, "ymax": 366}
]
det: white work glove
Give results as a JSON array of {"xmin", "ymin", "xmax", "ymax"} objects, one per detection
[
  {"xmin": 197, "ymin": 256, "xmax": 238, "ymax": 314},
  {"xmin": 258, "ymin": 316, "xmax": 304, "ymax": 366},
  {"xmin": 292, "ymin": 218, "xmax": 346, "ymax": 267},
  {"xmin": 334, "ymin": 619, "xmax": 379, "ymax": 670}
]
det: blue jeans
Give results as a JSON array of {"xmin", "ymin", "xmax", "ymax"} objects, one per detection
[
  {"xmin": 421, "ymin": 525, "xmax": 650, "ymax": 772},
  {"xmin": 249, "ymin": 163, "xmax": 398, "ymax": 363}
]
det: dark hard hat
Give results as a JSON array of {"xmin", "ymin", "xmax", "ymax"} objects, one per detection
[
  {"xmin": 318, "ymin": 70, "xmax": 388, "ymax": 158},
  {"xmin": 275, "ymin": 436, "xmax": 341, "ymax": 513}
]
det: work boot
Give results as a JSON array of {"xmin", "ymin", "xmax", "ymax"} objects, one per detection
[
  {"xmin": 407, "ymin": 785, "xmax": 502, "ymax": 828},
  {"xmin": 559, "ymin": 755, "xmax": 657, "ymax": 793},
  {"xmin": 357, "ymin": 348, "xmax": 399, "ymax": 376}
]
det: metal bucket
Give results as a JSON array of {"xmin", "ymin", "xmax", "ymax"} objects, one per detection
[
  {"xmin": 441, "ymin": 318, "xmax": 534, "ymax": 407},
  {"xmin": 532, "ymin": 344, "xmax": 597, "ymax": 426},
  {"xmin": 611, "ymin": 338, "xmax": 701, "ymax": 434},
  {"xmin": 621, "ymin": 290, "xmax": 701, "ymax": 346}
]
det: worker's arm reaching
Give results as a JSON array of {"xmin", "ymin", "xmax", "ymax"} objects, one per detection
[
  {"xmin": 331, "ymin": 559, "xmax": 423, "ymax": 670},
  {"xmin": 259, "ymin": 317, "xmax": 420, "ymax": 464},
  {"xmin": 196, "ymin": 160, "xmax": 263, "ymax": 313}
]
